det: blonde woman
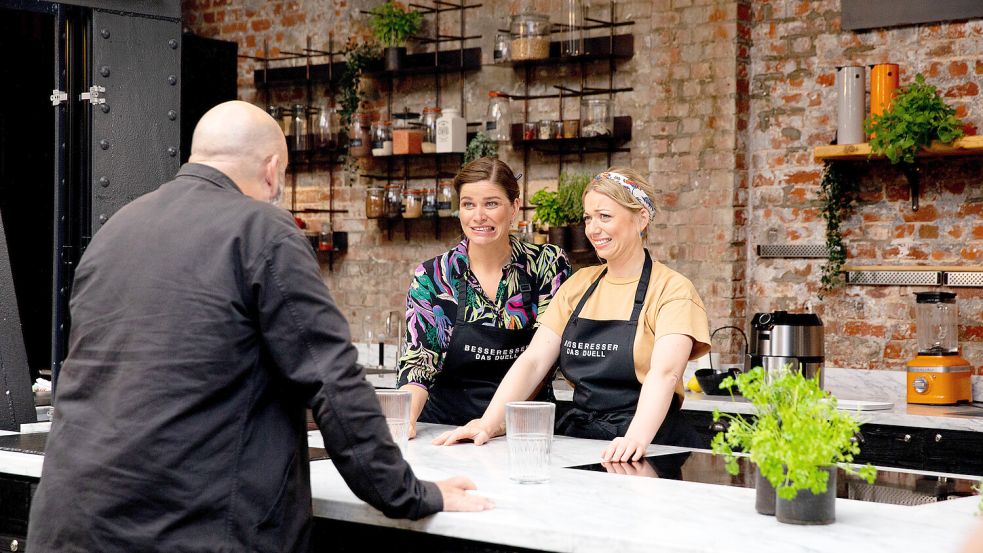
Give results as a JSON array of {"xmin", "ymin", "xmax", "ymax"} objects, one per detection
[{"xmin": 434, "ymin": 167, "xmax": 711, "ymax": 461}]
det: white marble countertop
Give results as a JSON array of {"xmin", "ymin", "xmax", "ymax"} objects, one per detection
[{"xmin": 2, "ymin": 425, "xmax": 981, "ymax": 552}]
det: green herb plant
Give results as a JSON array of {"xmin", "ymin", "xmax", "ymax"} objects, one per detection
[
  {"xmin": 530, "ymin": 189, "xmax": 565, "ymax": 229},
  {"xmin": 368, "ymin": 1, "xmax": 423, "ymax": 49},
  {"xmin": 974, "ymin": 479, "xmax": 983, "ymax": 515},
  {"xmin": 463, "ymin": 132, "xmax": 498, "ymax": 164},
  {"xmin": 557, "ymin": 172, "xmax": 591, "ymax": 226},
  {"xmin": 338, "ymin": 40, "xmax": 380, "ymax": 133},
  {"xmin": 818, "ymin": 162, "xmax": 858, "ymax": 298},
  {"xmin": 865, "ymin": 73, "xmax": 965, "ymax": 164},
  {"xmin": 711, "ymin": 367, "xmax": 877, "ymax": 500}
]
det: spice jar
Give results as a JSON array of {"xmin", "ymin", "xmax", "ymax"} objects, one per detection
[
  {"xmin": 538, "ymin": 119, "xmax": 556, "ymax": 140},
  {"xmin": 349, "ymin": 112, "xmax": 373, "ymax": 157},
  {"xmin": 421, "ymin": 106, "xmax": 441, "ymax": 153},
  {"xmin": 510, "ymin": 12, "xmax": 551, "ymax": 61},
  {"xmin": 522, "ymin": 122, "xmax": 538, "ymax": 141},
  {"xmin": 437, "ymin": 180, "xmax": 457, "ymax": 217},
  {"xmin": 403, "ymin": 188, "xmax": 423, "ymax": 219},
  {"xmin": 365, "ymin": 186, "xmax": 385, "ymax": 218},
  {"xmin": 422, "ymin": 187, "xmax": 438, "ymax": 217},
  {"xmin": 371, "ymin": 120, "xmax": 393, "ymax": 156},
  {"xmin": 562, "ymin": 119, "xmax": 579, "ymax": 139},
  {"xmin": 384, "ymin": 185, "xmax": 403, "ymax": 219},
  {"xmin": 580, "ymin": 98, "xmax": 613, "ymax": 137},
  {"xmin": 493, "ymin": 32, "xmax": 511, "ymax": 63}
]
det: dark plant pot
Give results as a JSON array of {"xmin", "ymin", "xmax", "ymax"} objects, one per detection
[
  {"xmin": 775, "ymin": 466, "xmax": 836, "ymax": 525},
  {"xmin": 568, "ymin": 222, "xmax": 591, "ymax": 253},
  {"xmin": 754, "ymin": 466, "xmax": 776, "ymax": 516},
  {"xmin": 547, "ymin": 225, "xmax": 571, "ymax": 251},
  {"xmin": 384, "ymin": 47, "xmax": 406, "ymax": 72}
]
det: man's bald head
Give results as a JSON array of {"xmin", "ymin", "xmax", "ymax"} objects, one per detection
[{"xmin": 189, "ymin": 100, "xmax": 288, "ymax": 202}]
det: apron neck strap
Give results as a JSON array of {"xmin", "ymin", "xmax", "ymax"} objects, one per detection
[{"xmin": 570, "ymin": 249, "xmax": 653, "ymax": 323}]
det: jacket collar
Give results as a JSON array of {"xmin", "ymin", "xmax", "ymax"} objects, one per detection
[{"xmin": 176, "ymin": 163, "xmax": 244, "ymax": 195}]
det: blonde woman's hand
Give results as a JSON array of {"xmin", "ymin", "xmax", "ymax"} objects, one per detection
[
  {"xmin": 431, "ymin": 419, "xmax": 503, "ymax": 446},
  {"xmin": 601, "ymin": 435, "xmax": 649, "ymax": 462}
]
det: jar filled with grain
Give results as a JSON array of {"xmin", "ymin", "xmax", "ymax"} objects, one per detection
[
  {"xmin": 510, "ymin": 13, "xmax": 551, "ymax": 61},
  {"xmin": 365, "ymin": 186, "xmax": 385, "ymax": 219}
]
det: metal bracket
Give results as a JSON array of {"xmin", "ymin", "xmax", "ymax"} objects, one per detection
[
  {"xmin": 901, "ymin": 164, "xmax": 920, "ymax": 211},
  {"xmin": 50, "ymin": 89, "xmax": 68, "ymax": 106},
  {"xmin": 80, "ymin": 85, "xmax": 107, "ymax": 105}
]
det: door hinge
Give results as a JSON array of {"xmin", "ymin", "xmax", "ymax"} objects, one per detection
[
  {"xmin": 80, "ymin": 85, "xmax": 106, "ymax": 105},
  {"xmin": 50, "ymin": 89, "xmax": 68, "ymax": 106}
]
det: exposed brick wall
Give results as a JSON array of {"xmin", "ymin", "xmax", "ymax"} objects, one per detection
[
  {"xmin": 182, "ymin": 0, "xmax": 983, "ymax": 374},
  {"xmin": 749, "ymin": 1, "xmax": 983, "ymax": 373}
]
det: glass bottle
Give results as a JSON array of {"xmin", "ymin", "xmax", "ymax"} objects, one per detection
[
  {"xmin": 365, "ymin": 185, "xmax": 385, "ymax": 218},
  {"xmin": 371, "ymin": 120, "xmax": 393, "ymax": 156},
  {"xmin": 421, "ymin": 106, "xmax": 442, "ymax": 154},
  {"xmin": 384, "ymin": 184, "xmax": 403, "ymax": 219},
  {"xmin": 314, "ymin": 103, "xmax": 334, "ymax": 149},
  {"xmin": 291, "ymin": 104, "xmax": 308, "ymax": 151},
  {"xmin": 403, "ymin": 188, "xmax": 423, "ymax": 219},
  {"xmin": 437, "ymin": 180, "xmax": 457, "ymax": 217},
  {"xmin": 560, "ymin": 0, "xmax": 585, "ymax": 57},
  {"xmin": 485, "ymin": 91, "xmax": 511, "ymax": 142},
  {"xmin": 349, "ymin": 112, "xmax": 373, "ymax": 157}
]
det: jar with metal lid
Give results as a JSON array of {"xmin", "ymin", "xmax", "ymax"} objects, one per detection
[
  {"xmin": 422, "ymin": 187, "xmax": 438, "ymax": 217},
  {"xmin": 349, "ymin": 112, "xmax": 373, "ymax": 157},
  {"xmin": 580, "ymin": 98, "xmax": 613, "ymax": 137},
  {"xmin": 493, "ymin": 32, "xmax": 511, "ymax": 63},
  {"xmin": 403, "ymin": 188, "xmax": 423, "ymax": 219},
  {"xmin": 384, "ymin": 184, "xmax": 403, "ymax": 219},
  {"xmin": 538, "ymin": 119, "xmax": 556, "ymax": 140},
  {"xmin": 437, "ymin": 180, "xmax": 457, "ymax": 217},
  {"xmin": 365, "ymin": 185, "xmax": 385, "ymax": 218},
  {"xmin": 421, "ymin": 106, "xmax": 442, "ymax": 153},
  {"xmin": 510, "ymin": 12, "xmax": 551, "ymax": 61},
  {"xmin": 371, "ymin": 121, "xmax": 393, "ymax": 156},
  {"xmin": 486, "ymin": 91, "xmax": 511, "ymax": 142}
]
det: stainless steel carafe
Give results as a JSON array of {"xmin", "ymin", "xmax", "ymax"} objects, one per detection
[{"xmin": 745, "ymin": 311, "xmax": 825, "ymax": 387}]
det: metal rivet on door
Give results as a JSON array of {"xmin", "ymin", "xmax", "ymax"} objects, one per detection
[
  {"xmin": 99, "ymin": 65, "xmax": 111, "ymax": 77},
  {"xmin": 99, "ymin": 177, "xmax": 110, "ymax": 188},
  {"xmin": 98, "ymin": 214, "xmax": 109, "ymax": 224},
  {"xmin": 167, "ymin": 147, "xmax": 177, "ymax": 157},
  {"xmin": 100, "ymin": 104, "xmax": 110, "ymax": 114},
  {"xmin": 168, "ymin": 38, "xmax": 178, "ymax": 49},
  {"xmin": 99, "ymin": 139, "xmax": 110, "ymax": 150},
  {"xmin": 100, "ymin": 29, "xmax": 110, "ymax": 39},
  {"xmin": 167, "ymin": 110, "xmax": 177, "ymax": 121},
  {"xmin": 168, "ymin": 75, "xmax": 177, "ymax": 86}
]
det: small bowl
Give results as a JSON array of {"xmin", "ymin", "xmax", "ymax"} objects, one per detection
[{"xmin": 695, "ymin": 368, "xmax": 741, "ymax": 395}]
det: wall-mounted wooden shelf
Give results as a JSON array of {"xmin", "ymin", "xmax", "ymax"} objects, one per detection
[{"xmin": 813, "ymin": 135, "xmax": 983, "ymax": 161}]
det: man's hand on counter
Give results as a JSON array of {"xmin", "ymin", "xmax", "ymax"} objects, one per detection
[
  {"xmin": 436, "ymin": 477, "xmax": 495, "ymax": 512},
  {"xmin": 431, "ymin": 418, "xmax": 504, "ymax": 446}
]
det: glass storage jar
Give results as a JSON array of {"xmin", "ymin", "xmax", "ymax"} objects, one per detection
[
  {"xmin": 510, "ymin": 12, "xmax": 551, "ymax": 61},
  {"xmin": 493, "ymin": 32, "xmax": 511, "ymax": 63},
  {"xmin": 580, "ymin": 98, "xmax": 613, "ymax": 137},
  {"xmin": 371, "ymin": 120, "xmax": 393, "ymax": 156},
  {"xmin": 437, "ymin": 180, "xmax": 457, "ymax": 217},
  {"xmin": 384, "ymin": 185, "xmax": 403, "ymax": 219},
  {"xmin": 365, "ymin": 186, "xmax": 385, "ymax": 219},
  {"xmin": 349, "ymin": 112, "xmax": 373, "ymax": 157},
  {"xmin": 538, "ymin": 119, "xmax": 556, "ymax": 140},
  {"xmin": 291, "ymin": 104, "xmax": 308, "ymax": 151},
  {"xmin": 403, "ymin": 188, "xmax": 423, "ymax": 219},
  {"xmin": 313, "ymin": 104, "xmax": 335, "ymax": 149},
  {"xmin": 486, "ymin": 91, "xmax": 511, "ymax": 141},
  {"xmin": 421, "ymin": 106, "xmax": 442, "ymax": 153},
  {"xmin": 422, "ymin": 187, "xmax": 438, "ymax": 217}
]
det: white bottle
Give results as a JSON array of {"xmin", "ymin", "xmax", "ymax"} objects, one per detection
[{"xmin": 436, "ymin": 107, "xmax": 466, "ymax": 153}]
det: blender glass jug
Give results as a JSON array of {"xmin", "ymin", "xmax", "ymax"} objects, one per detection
[{"xmin": 915, "ymin": 292, "xmax": 958, "ymax": 355}]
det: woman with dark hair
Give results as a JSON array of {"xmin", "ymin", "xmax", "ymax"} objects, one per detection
[
  {"xmin": 397, "ymin": 157, "xmax": 571, "ymax": 436},
  {"xmin": 434, "ymin": 167, "xmax": 711, "ymax": 458}
]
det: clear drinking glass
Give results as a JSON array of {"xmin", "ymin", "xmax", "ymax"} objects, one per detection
[
  {"xmin": 560, "ymin": 0, "xmax": 585, "ymax": 56},
  {"xmin": 376, "ymin": 390, "xmax": 411, "ymax": 453},
  {"xmin": 505, "ymin": 401, "xmax": 555, "ymax": 483}
]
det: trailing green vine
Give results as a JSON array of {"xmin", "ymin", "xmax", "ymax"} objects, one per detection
[
  {"xmin": 865, "ymin": 73, "xmax": 964, "ymax": 164},
  {"xmin": 338, "ymin": 39, "xmax": 380, "ymax": 134},
  {"xmin": 818, "ymin": 162, "xmax": 858, "ymax": 298}
]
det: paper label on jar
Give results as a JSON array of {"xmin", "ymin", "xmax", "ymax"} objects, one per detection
[
  {"xmin": 350, "ymin": 138, "xmax": 363, "ymax": 147},
  {"xmin": 372, "ymin": 140, "xmax": 384, "ymax": 149},
  {"xmin": 486, "ymin": 121, "xmax": 497, "ymax": 131},
  {"xmin": 437, "ymin": 201, "xmax": 451, "ymax": 211}
]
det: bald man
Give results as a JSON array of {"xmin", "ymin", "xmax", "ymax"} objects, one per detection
[{"xmin": 27, "ymin": 101, "xmax": 490, "ymax": 553}]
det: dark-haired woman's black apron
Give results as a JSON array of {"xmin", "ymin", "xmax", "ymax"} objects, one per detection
[
  {"xmin": 419, "ymin": 269, "xmax": 546, "ymax": 426},
  {"xmin": 555, "ymin": 250, "xmax": 698, "ymax": 447}
]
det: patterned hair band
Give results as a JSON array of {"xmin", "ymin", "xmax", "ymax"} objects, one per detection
[{"xmin": 593, "ymin": 171, "xmax": 656, "ymax": 217}]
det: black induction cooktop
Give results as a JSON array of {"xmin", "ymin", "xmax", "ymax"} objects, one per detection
[{"xmin": 569, "ymin": 451, "xmax": 980, "ymax": 506}]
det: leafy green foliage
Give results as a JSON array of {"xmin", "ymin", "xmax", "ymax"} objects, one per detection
[
  {"xmin": 711, "ymin": 367, "xmax": 877, "ymax": 500},
  {"xmin": 818, "ymin": 162, "xmax": 858, "ymax": 298},
  {"xmin": 530, "ymin": 189, "xmax": 565, "ymax": 229},
  {"xmin": 463, "ymin": 132, "xmax": 498, "ymax": 164},
  {"xmin": 338, "ymin": 40, "xmax": 380, "ymax": 133},
  {"xmin": 557, "ymin": 173, "xmax": 591, "ymax": 225},
  {"xmin": 974, "ymin": 479, "xmax": 983, "ymax": 515},
  {"xmin": 865, "ymin": 73, "xmax": 965, "ymax": 164},
  {"xmin": 368, "ymin": 1, "xmax": 423, "ymax": 48}
]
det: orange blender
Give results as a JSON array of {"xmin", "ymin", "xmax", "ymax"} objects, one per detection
[{"xmin": 906, "ymin": 292, "xmax": 973, "ymax": 405}]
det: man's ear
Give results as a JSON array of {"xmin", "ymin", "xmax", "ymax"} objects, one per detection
[{"xmin": 263, "ymin": 154, "xmax": 281, "ymax": 191}]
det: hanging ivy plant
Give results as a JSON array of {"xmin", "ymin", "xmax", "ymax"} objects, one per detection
[
  {"xmin": 818, "ymin": 162, "xmax": 858, "ymax": 298},
  {"xmin": 865, "ymin": 73, "xmax": 964, "ymax": 164},
  {"xmin": 338, "ymin": 39, "xmax": 380, "ymax": 134}
]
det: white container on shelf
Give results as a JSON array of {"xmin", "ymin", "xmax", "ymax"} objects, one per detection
[
  {"xmin": 436, "ymin": 107, "xmax": 466, "ymax": 153},
  {"xmin": 836, "ymin": 66, "xmax": 865, "ymax": 145}
]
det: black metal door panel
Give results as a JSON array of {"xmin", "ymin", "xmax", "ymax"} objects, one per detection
[{"xmin": 89, "ymin": 9, "xmax": 179, "ymax": 232}]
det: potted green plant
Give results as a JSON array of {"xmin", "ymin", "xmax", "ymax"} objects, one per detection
[
  {"xmin": 530, "ymin": 188, "xmax": 568, "ymax": 249},
  {"xmin": 463, "ymin": 132, "xmax": 498, "ymax": 164},
  {"xmin": 557, "ymin": 172, "xmax": 592, "ymax": 253},
  {"xmin": 368, "ymin": 1, "xmax": 423, "ymax": 72},
  {"xmin": 865, "ymin": 73, "xmax": 965, "ymax": 165},
  {"xmin": 711, "ymin": 367, "xmax": 877, "ymax": 525}
]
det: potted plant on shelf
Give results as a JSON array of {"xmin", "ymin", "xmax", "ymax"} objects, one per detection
[
  {"xmin": 463, "ymin": 132, "xmax": 498, "ymax": 164},
  {"xmin": 711, "ymin": 367, "xmax": 877, "ymax": 525},
  {"xmin": 557, "ymin": 172, "xmax": 592, "ymax": 253},
  {"xmin": 368, "ymin": 1, "xmax": 423, "ymax": 72},
  {"xmin": 530, "ymin": 188, "xmax": 568, "ymax": 249}
]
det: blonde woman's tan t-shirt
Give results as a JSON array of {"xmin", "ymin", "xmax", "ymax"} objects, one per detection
[{"xmin": 540, "ymin": 260, "xmax": 711, "ymax": 397}]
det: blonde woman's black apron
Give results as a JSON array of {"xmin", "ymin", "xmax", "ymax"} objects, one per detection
[{"xmin": 556, "ymin": 250, "xmax": 697, "ymax": 447}]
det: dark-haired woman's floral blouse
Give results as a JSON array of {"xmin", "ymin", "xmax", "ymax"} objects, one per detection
[{"xmin": 397, "ymin": 235, "xmax": 571, "ymax": 390}]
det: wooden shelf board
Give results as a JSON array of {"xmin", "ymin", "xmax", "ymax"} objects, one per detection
[{"xmin": 814, "ymin": 135, "xmax": 983, "ymax": 162}]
